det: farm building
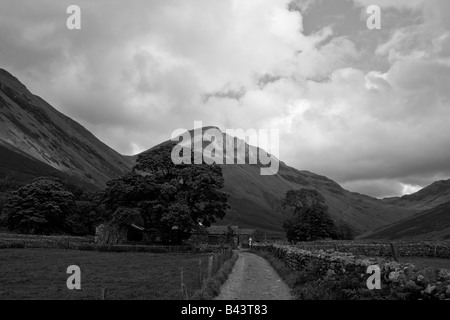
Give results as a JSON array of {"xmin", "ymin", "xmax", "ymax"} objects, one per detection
[
  {"xmin": 95, "ymin": 221, "xmax": 257, "ymax": 247},
  {"xmin": 95, "ymin": 222, "xmax": 147, "ymax": 245},
  {"xmin": 191, "ymin": 225, "xmax": 256, "ymax": 247}
]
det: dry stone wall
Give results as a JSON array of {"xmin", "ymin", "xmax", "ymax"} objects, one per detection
[
  {"xmin": 254, "ymin": 244, "xmax": 450, "ymax": 300},
  {"xmin": 293, "ymin": 240, "xmax": 450, "ymax": 259}
]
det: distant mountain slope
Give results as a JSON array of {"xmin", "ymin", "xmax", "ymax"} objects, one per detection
[
  {"xmin": 1, "ymin": 69, "xmax": 439, "ymax": 238},
  {"xmin": 220, "ymin": 163, "xmax": 416, "ymax": 237},
  {"xmin": 0, "ymin": 69, "xmax": 134, "ymax": 188},
  {"xmin": 360, "ymin": 201, "xmax": 450, "ymax": 240},
  {"xmin": 145, "ymin": 129, "xmax": 418, "ymax": 237},
  {"xmin": 382, "ymin": 179, "xmax": 450, "ymax": 211},
  {"xmin": 0, "ymin": 140, "xmax": 97, "ymax": 191}
]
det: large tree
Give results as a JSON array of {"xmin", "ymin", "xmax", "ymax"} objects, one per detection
[
  {"xmin": 101, "ymin": 142, "xmax": 230, "ymax": 244},
  {"xmin": 0, "ymin": 177, "xmax": 76, "ymax": 235},
  {"xmin": 282, "ymin": 189, "xmax": 337, "ymax": 242}
]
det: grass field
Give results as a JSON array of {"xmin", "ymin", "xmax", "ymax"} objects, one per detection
[
  {"xmin": 399, "ymin": 257, "xmax": 450, "ymax": 270},
  {"xmin": 0, "ymin": 248, "xmax": 212, "ymax": 300}
]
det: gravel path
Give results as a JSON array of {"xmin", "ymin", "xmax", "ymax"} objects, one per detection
[{"xmin": 215, "ymin": 251, "xmax": 293, "ymax": 300}]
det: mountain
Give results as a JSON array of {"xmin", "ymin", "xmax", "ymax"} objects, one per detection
[
  {"xmin": 382, "ymin": 179, "xmax": 450, "ymax": 211},
  {"xmin": 148, "ymin": 128, "xmax": 418, "ymax": 237},
  {"xmin": 0, "ymin": 69, "xmax": 437, "ymax": 238},
  {"xmin": 360, "ymin": 201, "xmax": 450, "ymax": 240},
  {"xmin": 357, "ymin": 179, "xmax": 450, "ymax": 240},
  {"xmin": 0, "ymin": 69, "xmax": 134, "ymax": 188}
]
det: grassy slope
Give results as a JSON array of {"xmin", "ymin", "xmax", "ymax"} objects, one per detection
[
  {"xmin": 0, "ymin": 143, "xmax": 98, "ymax": 191},
  {"xmin": 217, "ymin": 162, "xmax": 415, "ymax": 237},
  {"xmin": 0, "ymin": 248, "xmax": 211, "ymax": 300},
  {"xmin": 383, "ymin": 179, "xmax": 450, "ymax": 211},
  {"xmin": 361, "ymin": 201, "xmax": 450, "ymax": 240},
  {"xmin": 0, "ymin": 69, "xmax": 134, "ymax": 188}
]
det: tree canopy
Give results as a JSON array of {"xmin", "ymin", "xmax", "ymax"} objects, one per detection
[
  {"xmin": 282, "ymin": 189, "xmax": 337, "ymax": 242},
  {"xmin": 0, "ymin": 177, "xmax": 76, "ymax": 235},
  {"xmin": 101, "ymin": 142, "xmax": 230, "ymax": 244}
]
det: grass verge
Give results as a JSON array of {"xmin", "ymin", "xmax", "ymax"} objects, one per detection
[{"xmin": 191, "ymin": 251, "xmax": 239, "ymax": 300}]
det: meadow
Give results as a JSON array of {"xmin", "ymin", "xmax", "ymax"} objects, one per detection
[{"xmin": 0, "ymin": 248, "xmax": 212, "ymax": 300}]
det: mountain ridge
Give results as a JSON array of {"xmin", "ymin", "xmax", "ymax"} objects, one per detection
[
  {"xmin": 0, "ymin": 68, "xmax": 134, "ymax": 188},
  {"xmin": 360, "ymin": 201, "xmax": 450, "ymax": 240},
  {"xmin": 382, "ymin": 179, "xmax": 450, "ymax": 211},
  {"xmin": 145, "ymin": 127, "xmax": 419, "ymax": 236},
  {"xmin": 2, "ymin": 68, "xmax": 448, "ymax": 238}
]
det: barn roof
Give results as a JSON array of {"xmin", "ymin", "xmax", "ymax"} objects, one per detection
[
  {"xmin": 235, "ymin": 229, "xmax": 256, "ymax": 235},
  {"xmin": 205, "ymin": 226, "xmax": 238, "ymax": 235},
  {"xmin": 205, "ymin": 226, "xmax": 255, "ymax": 235}
]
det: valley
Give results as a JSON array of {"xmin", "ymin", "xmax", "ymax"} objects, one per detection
[{"xmin": 1, "ymin": 68, "xmax": 449, "ymax": 240}]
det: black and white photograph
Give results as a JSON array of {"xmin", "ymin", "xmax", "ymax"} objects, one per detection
[{"xmin": 0, "ymin": 0, "xmax": 450, "ymax": 308}]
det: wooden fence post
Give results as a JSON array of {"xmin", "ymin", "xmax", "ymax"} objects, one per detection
[
  {"xmin": 180, "ymin": 267, "xmax": 185, "ymax": 300},
  {"xmin": 390, "ymin": 243, "xmax": 398, "ymax": 262},
  {"xmin": 101, "ymin": 287, "xmax": 108, "ymax": 300},
  {"xmin": 207, "ymin": 255, "xmax": 213, "ymax": 279},
  {"xmin": 199, "ymin": 259, "xmax": 202, "ymax": 287}
]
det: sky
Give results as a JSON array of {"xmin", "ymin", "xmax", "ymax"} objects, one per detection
[{"xmin": 1, "ymin": 0, "xmax": 450, "ymax": 198}]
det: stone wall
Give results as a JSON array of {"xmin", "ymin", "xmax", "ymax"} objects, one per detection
[
  {"xmin": 254, "ymin": 244, "xmax": 450, "ymax": 300},
  {"xmin": 0, "ymin": 232, "xmax": 91, "ymax": 249},
  {"xmin": 292, "ymin": 240, "xmax": 450, "ymax": 258}
]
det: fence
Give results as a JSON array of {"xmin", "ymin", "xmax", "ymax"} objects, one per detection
[{"xmin": 0, "ymin": 233, "xmax": 196, "ymax": 253}]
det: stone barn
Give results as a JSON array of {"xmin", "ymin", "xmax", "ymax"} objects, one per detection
[{"xmin": 95, "ymin": 222, "xmax": 146, "ymax": 245}]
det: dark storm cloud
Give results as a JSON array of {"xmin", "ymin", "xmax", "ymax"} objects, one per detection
[{"xmin": 0, "ymin": 0, "xmax": 449, "ymax": 195}]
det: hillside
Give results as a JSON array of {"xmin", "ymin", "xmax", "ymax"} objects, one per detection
[
  {"xmin": 0, "ymin": 140, "xmax": 97, "ymax": 191},
  {"xmin": 360, "ymin": 201, "xmax": 450, "ymax": 240},
  {"xmin": 382, "ymin": 179, "xmax": 450, "ymax": 211},
  {"xmin": 0, "ymin": 68, "xmax": 438, "ymax": 238},
  {"xmin": 0, "ymin": 69, "xmax": 134, "ymax": 188},
  {"xmin": 146, "ymin": 129, "xmax": 418, "ymax": 237}
]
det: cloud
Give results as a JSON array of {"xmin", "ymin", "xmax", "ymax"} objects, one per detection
[
  {"xmin": 351, "ymin": 0, "xmax": 426, "ymax": 11},
  {"xmin": 341, "ymin": 179, "xmax": 406, "ymax": 199},
  {"xmin": 0, "ymin": 0, "xmax": 449, "ymax": 196}
]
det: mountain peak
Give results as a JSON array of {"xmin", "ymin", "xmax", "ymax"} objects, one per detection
[
  {"xmin": 0, "ymin": 68, "xmax": 14, "ymax": 78},
  {"xmin": 0, "ymin": 68, "xmax": 29, "ymax": 93}
]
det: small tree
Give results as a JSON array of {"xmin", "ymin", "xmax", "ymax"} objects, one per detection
[
  {"xmin": 219, "ymin": 225, "xmax": 236, "ymax": 247},
  {"xmin": 0, "ymin": 177, "xmax": 76, "ymax": 235},
  {"xmin": 282, "ymin": 189, "xmax": 337, "ymax": 242}
]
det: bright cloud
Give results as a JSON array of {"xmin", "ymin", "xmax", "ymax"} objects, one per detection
[{"xmin": 0, "ymin": 0, "xmax": 449, "ymax": 197}]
